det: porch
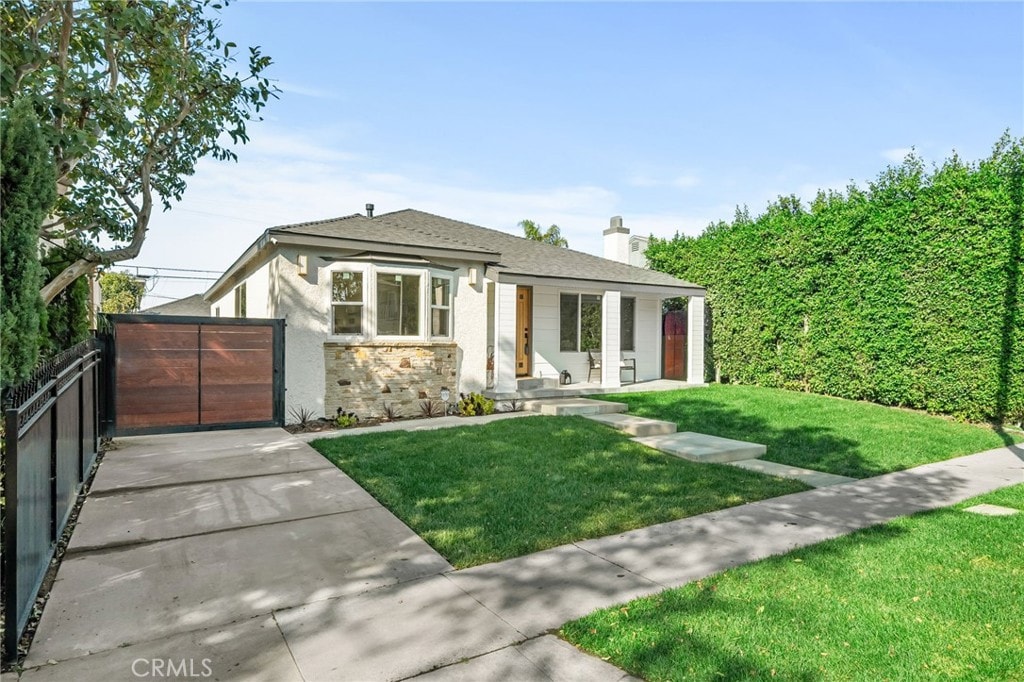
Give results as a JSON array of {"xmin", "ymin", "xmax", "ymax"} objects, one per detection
[{"xmin": 483, "ymin": 279, "xmax": 706, "ymax": 396}]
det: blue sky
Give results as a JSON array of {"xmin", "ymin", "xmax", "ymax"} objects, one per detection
[{"xmin": 128, "ymin": 1, "xmax": 1024, "ymax": 308}]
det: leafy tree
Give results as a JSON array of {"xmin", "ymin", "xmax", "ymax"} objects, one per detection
[
  {"xmin": 519, "ymin": 219, "xmax": 569, "ymax": 247},
  {"xmin": 99, "ymin": 271, "xmax": 145, "ymax": 314},
  {"xmin": 1, "ymin": 0, "xmax": 277, "ymax": 304},
  {"xmin": 1, "ymin": 98, "xmax": 55, "ymax": 388}
]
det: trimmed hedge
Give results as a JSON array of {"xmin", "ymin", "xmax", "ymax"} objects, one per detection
[{"xmin": 648, "ymin": 134, "xmax": 1023, "ymax": 423}]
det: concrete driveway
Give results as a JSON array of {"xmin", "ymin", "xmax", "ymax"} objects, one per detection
[{"xmin": 20, "ymin": 428, "xmax": 456, "ymax": 680}]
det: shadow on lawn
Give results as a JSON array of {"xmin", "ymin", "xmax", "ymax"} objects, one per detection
[{"xmin": 618, "ymin": 394, "xmax": 883, "ymax": 478}]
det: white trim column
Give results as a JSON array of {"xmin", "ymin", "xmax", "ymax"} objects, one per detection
[
  {"xmin": 686, "ymin": 295, "xmax": 705, "ymax": 384},
  {"xmin": 601, "ymin": 290, "xmax": 622, "ymax": 388},
  {"xmin": 493, "ymin": 281, "xmax": 518, "ymax": 393}
]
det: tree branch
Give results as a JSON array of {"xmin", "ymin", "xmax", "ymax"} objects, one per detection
[
  {"xmin": 40, "ymin": 217, "xmax": 67, "ymax": 232},
  {"xmin": 40, "ymin": 158, "xmax": 154, "ymax": 305}
]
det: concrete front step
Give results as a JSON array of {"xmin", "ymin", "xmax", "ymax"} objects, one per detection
[
  {"xmin": 633, "ymin": 432, "xmax": 766, "ymax": 463},
  {"xmin": 727, "ymin": 459, "xmax": 857, "ymax": 488},
  {"xmin": 585, "ymin": 413, "xmax": 678, "ymax": 437},
  {"xmin": 525, "ymin": 398, "xmax": 628, "ymax": 416},
  {"xmin": 517, "ymin": 376, "xmax": 560, "ymax": 390}
]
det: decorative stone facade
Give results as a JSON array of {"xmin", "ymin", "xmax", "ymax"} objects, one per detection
[{"xmin": 324, "ymin": 342, "xmax": 458, "ymax": 419}]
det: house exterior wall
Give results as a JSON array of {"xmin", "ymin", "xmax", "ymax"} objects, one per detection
[
  {"xmin": 209, "ymin": 288, "xmax": 231, "ymax": 318},
  {"xmin": 245, "ymin": 262, "xmax": 271, "ymax": 318},
  {"xmin": 492, "ymin": 282, "xmax": 518, "ymax": 393},
  {"xmin": 324, "ymin": 342, "xmax": 457, "ymax": 418},
  {"xmin": 273, "ymin": 248, "xmax": 329, "ymax": 420},
  {"xmin": 208, "ymin": 260, "xmax": 272, "ymax": 319},
  {"xmin": 208, "ymin": 244, "xmax": 690, "ymax": 422},
  {"xmin": 453, "ymin": 269, "xmax": 488, "ymax": 394},
  {"xmin": 226, "ymin": 247, "xmax": 489, "ymax": 422}
]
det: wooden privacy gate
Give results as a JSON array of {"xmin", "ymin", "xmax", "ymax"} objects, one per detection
[{"xmin": 101, "ymin": 315, "xmax": 284, "ymax": 436}]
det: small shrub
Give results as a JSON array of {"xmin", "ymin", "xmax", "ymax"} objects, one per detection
[
  {"xmin": 288, "ymin": 405, "xmax": 316, "ymax": 426},
  {"xmin": 335, "ymin": 406, "xmax": 359, "ymax": 428},
  {"xmin": 503, "ymin": 398, "xmax": 525, "ymax": 413},
  {"xmin": 420, "ymin": 399, "xmax": 443, "ymax": 418},
  {"xmin": 381, "ymin": 402, "xmax": 397, "ymax": 422},
  {"xmin": 458, "ymin": 392, "xmax": 495, "ymax": 416}
]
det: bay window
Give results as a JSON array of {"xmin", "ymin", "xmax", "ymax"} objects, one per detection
[
  {"xmin": 330, "ymin": 265, "xmax": 453, "ymax": 340},
  {"xmin": 430, "ymin": 277, "xmax": 452, "ymax": 337},
  {"xmin": 377, "ymin": 272, "xmax": 420, "ymax": 336},
  {"xmin": 331, "ymin": 271, "xmax": 364, "ymax": 334}
]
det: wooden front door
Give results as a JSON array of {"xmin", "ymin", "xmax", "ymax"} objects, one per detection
[
  {"xmin": 662, "ymin": 310, "xmax": 687, "ymax": 380},
  {"xmin": 516, "ymin": 286, "xmax": 532, "ymax": 376}
]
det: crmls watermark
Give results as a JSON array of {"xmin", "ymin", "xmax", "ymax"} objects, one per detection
[{"xmin": 131, "ymin": 658, "xmax": 213, "ymax": 678}]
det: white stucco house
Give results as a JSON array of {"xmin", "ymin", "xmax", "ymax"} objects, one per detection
[{"xmin": 204, "ymin": 207, "xmax": 706, "ymax": 421}]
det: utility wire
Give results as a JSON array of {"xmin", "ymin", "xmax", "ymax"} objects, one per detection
[{"xmin": 126, "ymin": 265, "xmax": 224, "ymax": 274}]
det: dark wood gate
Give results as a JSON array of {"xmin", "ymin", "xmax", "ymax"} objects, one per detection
[
  {"xmin": 101, "ymin": 315, "xmax": 284, "ymax": 436},
  {"xmin": 662, "ymin": 310, "xmax": 687, "ymax": 380}
]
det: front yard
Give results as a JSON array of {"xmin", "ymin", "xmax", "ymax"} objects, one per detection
[
  {"xmin": 560, "ymin": 484, "xmax": 1024, "ymax": 681},
  {"xmin": 312, "ymin": 416, "xmax": 807, "ymax": 568},
  {"xmin": 603, "ymin": 385, "xmax": 1016, "ymax": 478}
]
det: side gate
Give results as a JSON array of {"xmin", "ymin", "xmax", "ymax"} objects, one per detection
[
  {"xmin": 99, "ymin": 315, "xmax": 285, "ymax": 436},
  {"xmin": 662, "ymin": 309, "xmax": 688, "ymax": 381}
]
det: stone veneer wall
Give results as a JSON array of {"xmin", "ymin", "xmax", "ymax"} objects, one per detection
[{"xmin": 324, "ymin": 342, "xmax": 458, "ymax": 419}]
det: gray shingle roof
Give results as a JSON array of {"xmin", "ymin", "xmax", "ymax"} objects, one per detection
[
  {"xmin": 274, "ymin": 213, "xmax": 499, "ymax": 258},
  {"xmin": 141, "ymin": 294, "xmax": 210, "ymax": 316},
  {"xmin": 273, "ymin": 209, "xmax": 701, "ymax": 290}
]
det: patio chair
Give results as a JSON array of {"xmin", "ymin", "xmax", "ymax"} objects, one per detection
[{"xmin": 587, "ymin": 349, "xmax": 636, "ymax": 384}]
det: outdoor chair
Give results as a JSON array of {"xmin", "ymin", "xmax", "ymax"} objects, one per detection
[{"xmin": 587, "ymin": 349, "xmax": 636, "ymax": 384}]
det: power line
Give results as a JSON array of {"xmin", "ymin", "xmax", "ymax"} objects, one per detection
[
  {"xmin": 143, "ymin": 293, "xmax": 190, "ymax": 300},
  {"xmin": 126, "ymin": 265, "xmax": 224, "ymax": 274}
]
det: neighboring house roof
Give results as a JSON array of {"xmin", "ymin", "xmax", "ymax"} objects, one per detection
[
  {"xmin": 141, "ymin": 294, "xmax": 210, "ymax": 317},
  {"xmin": 207, "ymin": 209, "xmax": 703, "ymax": 300}
]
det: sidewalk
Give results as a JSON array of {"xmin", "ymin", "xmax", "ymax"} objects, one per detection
[{"xmin": 14, "ymin": 429, "xmax": 1023, "ymax": 681}]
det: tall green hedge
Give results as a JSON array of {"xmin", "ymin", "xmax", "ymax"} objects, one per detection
[
  {"xmin": 648, "ymin": 134, "xmax": 1023, "ymax": 423},
  {"xmin": 1, "ymin": 99, "xmax": 55, "ymax": 389}
]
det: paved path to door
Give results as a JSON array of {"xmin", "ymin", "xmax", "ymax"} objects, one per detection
[{"xmin": 14, "ymin": 429, "xmax": 1023, "ymax": 681}]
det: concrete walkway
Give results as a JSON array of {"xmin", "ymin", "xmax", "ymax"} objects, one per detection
[{"xmin": 15, "ymin": 428, "xmax": 1023, "ymax": 681}]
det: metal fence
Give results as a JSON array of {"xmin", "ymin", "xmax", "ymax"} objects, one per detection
[{"xmin": 2, "ymin": 339, "xmax": 102, "ymax": 660}]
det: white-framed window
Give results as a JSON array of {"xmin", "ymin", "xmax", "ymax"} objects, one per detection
[
  {"xmin": 331, "ymin": 270, "xmax": 365, "ymax": 335},
  {"xmin": 621, "ymin": 297, "xmax": 636, "ymax": 352},
  {"xmin": 559, "ymin": 292, "xmax": 602, "ymax": 352},
  {"xmin": 328, "ymin": 263, "xmax": 455, "ymax": 341},
  {"xmin": 430, "ymin": 275, "xmax": 453, "ymax": 337},
  {"xmin": 234, "ymin": 283, "xmax": 247, "ymax": 318},
  {"xmin": 376, "ymin": 270, "xmax": 421, "ymax": 337}
]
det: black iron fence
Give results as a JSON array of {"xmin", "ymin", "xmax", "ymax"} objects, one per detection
[{"xmin": 2, "ymin": 339, "xmax": 102, "ymax": 660}]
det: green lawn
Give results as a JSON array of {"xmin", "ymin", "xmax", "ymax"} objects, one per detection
[
  {"xmin": 601, "ymin": 385, "xmax": 1016, "ymax": 478},
  {"xmin": 312, "ymin": 416, "xmax": 807, "ymax": 568},
  {"xmin": 561, "ymin": 484, "xmax": 1024, "ymax": 682}
]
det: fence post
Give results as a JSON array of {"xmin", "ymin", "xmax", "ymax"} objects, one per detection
[
  {"xmin": 93, "ymin": 346, "xmax": 100, "ymax": 455},
  {"xmin": 3, "ymin": 408, "xmax": 21, "ymax": 658},
  {"xmin": 77, "ymin": 354, "xmax": 85, "ymax": 485},
  {"xmin": 48, "ymin": 364, "xmax": 58, "ymax": 544}
]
